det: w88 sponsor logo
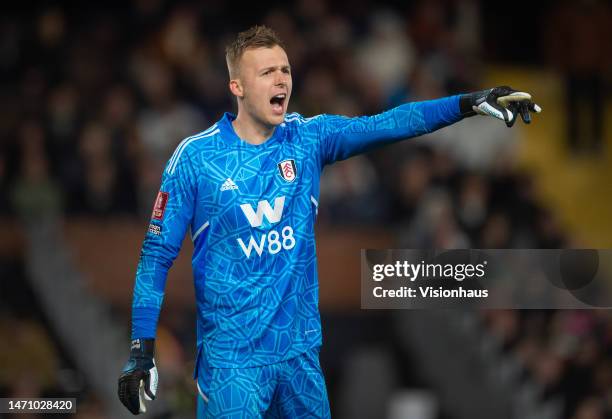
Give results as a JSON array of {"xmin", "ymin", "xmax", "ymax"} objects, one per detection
[
  {"xmin": 237, "ymin": 196, "xmax": 297, "ymax": 258},
  {"xmin": 237, "ymin": 226, "xmax": 296, "ymax": 258}
]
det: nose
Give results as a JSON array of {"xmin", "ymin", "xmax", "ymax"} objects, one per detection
[{"xmin": 274, "ymin": 71, "xmax": 289, "ymax": 87}]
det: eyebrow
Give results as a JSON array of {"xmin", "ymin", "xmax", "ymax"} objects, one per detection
[{"xmin": 260, "ymin": 65, "xmax": 291, "ymax": 73}]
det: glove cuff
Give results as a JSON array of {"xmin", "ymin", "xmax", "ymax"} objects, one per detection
[
  {"xmin": 460, "ymin": 89, "xmax": 491, "ymax": 117},
  {"xmin": 130, "ymin": 338, "xmax": 155, "ymax": 358},
  {"xmin": 459, "ymin": 94, "xmax": 476, "ymax": 117}
]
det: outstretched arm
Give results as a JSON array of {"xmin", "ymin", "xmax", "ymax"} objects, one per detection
[{"xmin": 317, "ymin": 87, "xmax": 540, "ymax": 165}]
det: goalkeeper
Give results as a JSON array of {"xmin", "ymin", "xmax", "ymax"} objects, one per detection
[{"xmin": 118, "ymin": 25, "xmax": 541, "ymax": 418}]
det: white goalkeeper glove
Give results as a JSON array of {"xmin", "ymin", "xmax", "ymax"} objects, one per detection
[{"xmin": 460, "ymin": 86, "xmax": 542, "ymax": 127}]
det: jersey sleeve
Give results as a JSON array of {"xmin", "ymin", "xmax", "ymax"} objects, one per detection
[
  {"xmin": 131, "ymin": 147, "xmax": 198, "ymax": 339},
  {"xmin": 316, "ymin": 95, "xmax": 462, "ymax": 165}
]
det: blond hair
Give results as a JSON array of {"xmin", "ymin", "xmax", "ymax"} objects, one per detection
[{"xmin": 225, "ymin": 25, "xmax": 285, "ymax": 78}]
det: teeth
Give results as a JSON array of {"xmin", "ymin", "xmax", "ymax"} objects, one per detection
[{"xmin": 274, "ymin": 94, "xmax": 286, "ymax": 99}]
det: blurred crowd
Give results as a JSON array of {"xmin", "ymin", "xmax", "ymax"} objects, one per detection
[
  {"xmin": 485, "ymin": 310, "xmax": 612, "ymax": 419},
  {"xmin": 0, "ymin": 0, "xmax": 610, "ymax": 418}
]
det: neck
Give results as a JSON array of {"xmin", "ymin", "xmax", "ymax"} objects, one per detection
[{"xmin": 232, "ymin": 112, "xmax": 276, "ymax": 145}]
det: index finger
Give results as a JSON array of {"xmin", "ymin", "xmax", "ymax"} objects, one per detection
[{"xmin": 497, "ymin": 92, "xmax": 532, "ymax": 107}]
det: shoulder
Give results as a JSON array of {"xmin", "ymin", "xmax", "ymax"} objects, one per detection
[
  {"xmin": 166, "ymin": 124, "xmax": 220, "ymax": 175},
  {"xmin": 282, "ymin": 112, "xmax": 323, "ymax": 128}
]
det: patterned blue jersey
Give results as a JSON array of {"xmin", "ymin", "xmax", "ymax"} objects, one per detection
[{"xmin": 131, "ymin": 96, "xmax": 462, "ymax": 368}]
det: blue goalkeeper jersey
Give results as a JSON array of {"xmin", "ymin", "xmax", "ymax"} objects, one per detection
[{"xmin": 131, "ymin": 96, "xmax": 462, "ymax": 368}]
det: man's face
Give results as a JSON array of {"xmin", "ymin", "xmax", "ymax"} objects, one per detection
[{"xmin": 233, "ymin": 45, "xmax": 292, "ymax": 127}]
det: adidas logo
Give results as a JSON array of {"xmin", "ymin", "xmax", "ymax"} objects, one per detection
[{"xmin": 220, "ymin": 178, "xmax": 239, "ymax": 191}]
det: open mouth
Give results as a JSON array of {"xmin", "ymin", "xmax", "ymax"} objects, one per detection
[{"xmin": 270, "ymin": 93, "xmax": 286, "ymax": 115}]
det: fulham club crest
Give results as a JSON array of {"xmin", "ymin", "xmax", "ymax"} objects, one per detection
[{"xmin": 278, "ymin": 159, "xmax": 297, "ymax": 182}]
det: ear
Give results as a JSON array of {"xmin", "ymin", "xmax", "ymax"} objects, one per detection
[{"xmin": 229, "ymin": 79, "xmax": 243, "ymax": 98}]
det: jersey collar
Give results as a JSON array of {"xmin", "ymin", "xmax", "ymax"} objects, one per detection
[{"xmin": 219, "ymin": 112, "xmax": 285, "ymax": 148}]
